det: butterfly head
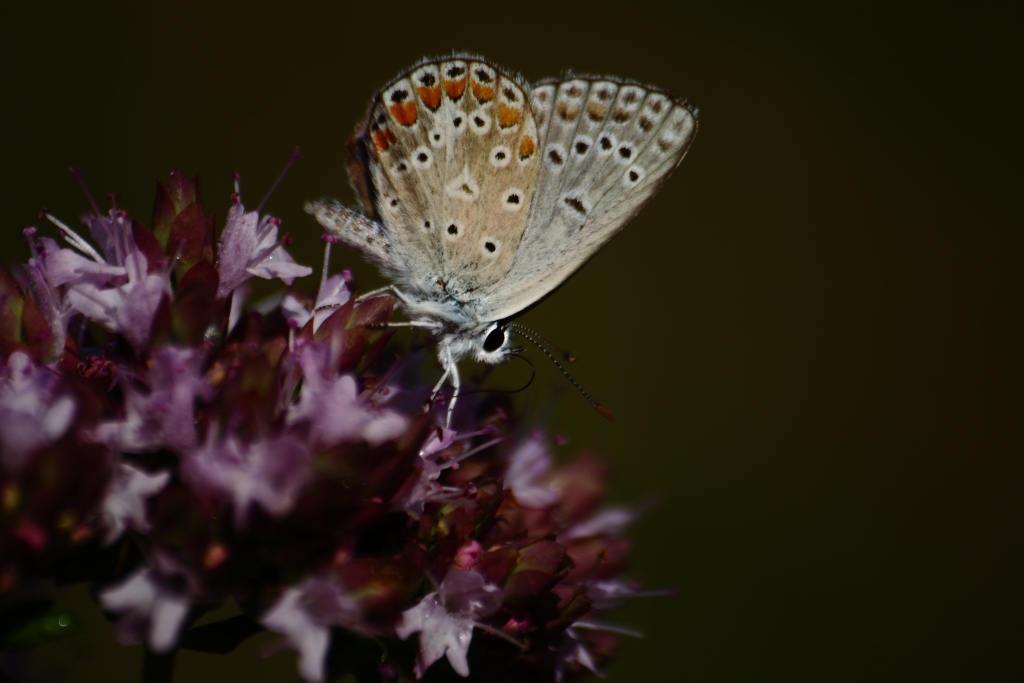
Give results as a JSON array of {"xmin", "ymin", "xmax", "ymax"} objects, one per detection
[{"xmin": 472, "ymin": 322, "xmax": 514, "ymax": 364}]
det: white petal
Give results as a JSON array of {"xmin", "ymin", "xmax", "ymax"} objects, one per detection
[
  {"xmin": 149, "ymin": 595, "xmax": 189, "ymax": 653},
  {"xmin": 99, "ymin": 569, "xmax": 157, "ymax": 613}
]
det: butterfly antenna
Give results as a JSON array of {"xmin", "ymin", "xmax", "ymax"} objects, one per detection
[
  {"xmin": 508, "ymin": 327, "xmax": 613, "ymax": 421},
  {"xmin": 509, "ymin": 323, "xmax": 577, "ymax": 363},
  {"xmin": 455, "ymin": 353, "xmax": 536, "ymax": 398}
]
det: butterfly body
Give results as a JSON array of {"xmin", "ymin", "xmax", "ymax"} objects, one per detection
[{"xmin": 308, "ymin": 57, "xmax": 697, "ymax": 422}]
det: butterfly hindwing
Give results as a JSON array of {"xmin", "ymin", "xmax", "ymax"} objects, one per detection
[{"xmin": 469, "ymin": 76, "xmax": 697, "ymax": 322}]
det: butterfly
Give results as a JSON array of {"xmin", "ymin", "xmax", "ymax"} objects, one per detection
[{"xmin": 307, "ymin": 56, "xmax": 697, "ymax": 425}]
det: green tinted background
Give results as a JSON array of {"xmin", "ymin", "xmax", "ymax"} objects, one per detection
[{"xmin": 1, "ymin": 1, "xmax": 1020, "ymax": 681}]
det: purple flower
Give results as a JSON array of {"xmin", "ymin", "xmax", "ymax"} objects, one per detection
[
  {"xmin": 281, "ymin": 273, "xmax": 352, "ymax": 332},
  {"xmin": 98, "ymin": 552, "xmax": 198, "ymax": 654},
  {"xmin": 261, "ymin": 578, "xmax": 364, "ymax": 683},
  {"xmin": 21, "ymin": 230, "xmax": 73, "ymax": 361},
  {"xmin": 180, "ymin": 431, "xmax": 311, "ymax": 529},
  {"xmin": 99, "ymin": 463, "xmax": 171, "ymax": 545},
  {"xmin": 286, "ymin": 344, "xmax": 407, "ymax": 448},
  {"xmin": 504, "ymin": 432, "xmax": 559, "ymax": 508},
  {"xmin": 44, "ymin": 209, "xmax": 171, "ymax": 352},
  {"xmin": 91, "ymin": 346, "xmax": 211, "ymax": 453},
  {"xmin": 0, "ymin": 351, "xmax": 77, "ymax": 472},
  {"xmin": 392, "ymin": 427, "xmax": 502, "ymax": 518},
  {"xmin": 560, "ymin": 507, "xmax": 637, "ymax": 541},
  {"xmin": 453, "ymin": 540, "xmax": 483, "ymax": 570},
  {"xmin": 553, "ymin": 628, "xmax": 602, "ymax": 682},
  {"xmin": 216, "ymin": 201, "xmax": 312, "ymax": 299},
  {"xmin": 395, "ymin": 569, "xmax": 504, "ymax": 678}
]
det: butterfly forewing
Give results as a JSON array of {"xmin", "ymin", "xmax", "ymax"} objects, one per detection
[
  {"xmin": 469, "ymin": 76, "xmax": 697, "ymax": 322},
  {"xmin": 355, "ymin": 58, "xmax": 541, "ymax": 298},
  {"xmin": 315, "ymin": 59, "xmax": 697, "ymax": 342}
]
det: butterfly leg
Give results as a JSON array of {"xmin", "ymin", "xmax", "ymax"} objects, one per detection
[
  {"xmin": 424, "ymin": 356, "xmax": 453, "ymax": 420},
  {"xmin": 356, "ymin": 285, "xmax": 412, "ymax": 305},
  {"xmin": 444, "ymin": 348, "xmax": 461, "ymax": 429},
  {"xmin": 429, "ymin": 364, "xmax": 451, "ymax": 400},
  {"xmin": 370, "ymin": 321, "xmax": 437, "ymax": 329}
]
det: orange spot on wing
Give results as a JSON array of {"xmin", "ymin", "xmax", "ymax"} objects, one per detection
[
  {"xmin": 518, "ymin": 135, "xmax": 535, "ymax": 160},
  {"xmin": 471, "ymin": 82, "xmax": 494, "ymax": 102},
  {"xmin": 417, "ymin": 85, "xmax": 442, "ymax": 110},
  {"xmin": 372, "ymin": 130, "xmax": 390, "ymax": 151},
  {"xmin": 497, "ymin": 104, "xmax": 522, "ymax": 128},
  {"xmin": 390, "ymin": 101, "xmax": 418, "ymax": 126},
  {"xmin": 444, "ymin": 78, "xmax": 466, "ymax": 99},
  {"xmin": 587, "ymin": 102, "xmax": 607, "ymax": 121}
]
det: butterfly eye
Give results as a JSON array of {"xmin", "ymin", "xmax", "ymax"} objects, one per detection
[{"xmin": 482, "ymin": 326, "xmax": 505, "ymax": 353}]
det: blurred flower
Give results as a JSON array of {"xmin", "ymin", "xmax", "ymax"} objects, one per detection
[
  {"xmin": 99, "ymin": 552, "xmax": 198, "ymax": 653},
  {"xmin": 504, "ymin": 431, "xmax": 559, "ymax": 508},
  {"xmin": 286, "ymin": 344, "xmax": 407, "ymax": 448},
  {"xmin": 180, "ymin": 431, "xmax": 311, "ymax": 529},
  {"xmin": 396, "ymin": 569, "xmax": 504, "ymax": 678},
  {"xmin": 99, "ymin": 463, "xmax": 170, "ymax": 545},
  {"xmin": 554, "ymin": 627, "xmax": 602, "ymax": 682},
  {"xmin": 261, "ymin": 577, "xmax": 364, "ymax": 683},
  {"xmin": 453, "ymin": 540, "xmax": 482, "ymax": 569},
  {"xmin": 0, "ymin": 351, "xmax": 76, "ymax": 472},
  {"xmin": 91, "ymin": 346, "xmax": 211, "ymax": 453},
  {"xmin": 561, "ymin": 506, "xmax": 637, "ymax": 541}
]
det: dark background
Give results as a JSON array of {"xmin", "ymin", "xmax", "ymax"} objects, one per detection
[{"xmin": 2, "ymin": 1, "xmax": 1020, "ymax": 681}]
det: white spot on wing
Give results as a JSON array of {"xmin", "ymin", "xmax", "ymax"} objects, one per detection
[
  {"xmin": 480, "ymin": 236, "xmax": 501, "ymax": 258},
  {"xmin": 615, "ymin": 141, "xmax": 637, "ymax": 165},
  {"xmin": 412, "ymin": 146, "xmax": 433, "ymax": 170},
  {"xmin": 469, "ymin": 109, "xmax": 492, "ymax": 135},
  {"xmin": 571, "ymin": 134, "xmax": 593, "ymax": 159},
  {"xmin": 444, "ymin": 220, "xmax": 462, "ymax": 240},
  {"xmin": 503, "ymin": 189, "xmax": 524, "ymax": 211},
  {"xmin": 490, "ymin": 146, "xmax": 512, "ymax": 168},
  {"xmin": 544, "ymin": 143, "xmax": 567, "ymax": 170},
  {"xmin": 596, "ymin": 132, "xmax": 618, "ymax": 156},
  {"xmin": 445, "ymin": 165, "xmax": 479, "ymax": 202},
  {"xmin": 624, "ymin": 165, "xmax": 646, "ymax": 185}
]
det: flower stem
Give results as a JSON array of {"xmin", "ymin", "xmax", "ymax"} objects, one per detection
[{"xmin": 141, "ymin": 647, "xmax": 177, "ymax": 683}]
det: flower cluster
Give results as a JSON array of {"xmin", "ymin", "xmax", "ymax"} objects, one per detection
[{"xmin": 0, "ymin": 159, "xmax": 659, "ymax": 682}]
